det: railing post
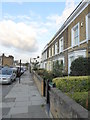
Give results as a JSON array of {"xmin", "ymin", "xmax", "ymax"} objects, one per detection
[
  {"xmin": 46, "ymin": 79, "xmax": 50, "ymax": 104},
  {"xmin": 43, "ymin": 78, "xmax": 46, "ymax": 97}
]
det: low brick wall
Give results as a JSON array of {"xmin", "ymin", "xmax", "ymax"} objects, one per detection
[
  {"xmin": 49, "ymin": 88, "xmax": 88, "ymax": 118},
  {"xmin": 32, "ymin": 71, "xmax": 44, "ymax": 96}
]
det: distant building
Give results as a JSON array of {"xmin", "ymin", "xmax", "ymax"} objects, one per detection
[
  {"xmin": 1, "ymin": 54, "xmax": 14, "ymax": 67},
  {"xmin": 0, "ymin": 56, "xmax": 2, "ymax": 66}
]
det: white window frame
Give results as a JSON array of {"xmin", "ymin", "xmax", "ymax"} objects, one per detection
[
  {"xmin": 46, "ymin": 51, "xmax": 47, "ymax": 59},
  {"xmin": 52, "ymin": 45, "xmax": 54, "ymax": 56},
  {"xmin": 59, "ymin": 37, "xmax": 64, "ymax": 53},
  {"xmin": 49, "ymin": 48, "xmax": 51, "ymax": 57},
  {"xmin": 55, "ymin": 42, "xmax": 58, "ymax": 55},
  {"xmin": 71, "ymin": 23, "xmax": 80, "ymax": 47},
  {"xmin": 68, "ymin": 49, "xmax": 86, "ymax": 75},
  {"xmin": 86, "ymin": 13, "xmax": 90, "ymax": 42}
]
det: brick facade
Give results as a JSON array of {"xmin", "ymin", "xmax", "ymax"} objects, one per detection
[
  {"xmin": 2, "ymin": 54, "xmax": 14, "ymax": 66},
  {"xmin": 41, "ymin": 1, "xmax": 90, "ymax": 74}
]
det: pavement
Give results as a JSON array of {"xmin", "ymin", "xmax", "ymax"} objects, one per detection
[{"xmin": 0, "ymin": 70, "xmax": 49, "ymax": 119}]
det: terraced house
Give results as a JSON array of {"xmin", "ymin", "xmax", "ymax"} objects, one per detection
[{"xmin": 41, "ymin": 0, "xmax": 90, "ymax": 75}]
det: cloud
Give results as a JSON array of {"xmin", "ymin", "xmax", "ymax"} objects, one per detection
[
  {"xmin": 46, "ymin": 0, "xmax": 76, "ymax": 29},
  {"xmin": 0, "ymin": 0, "xmax": 79, "ymax": 62},
  {"xmin": 0, "ymin": 20, "xmax": 38, "ymax": 52},
  {"xmin": 3, "ymin": 13, "xmax": 31, "ymax": 21}
]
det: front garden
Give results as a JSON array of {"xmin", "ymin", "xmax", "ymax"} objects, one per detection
[
  {"xmin": 53, "ymin": 76, "xmax": 89, "ymax": 110},
  {"xmin": 32, "ymin": 57, "xmax": 89, "ymax": 110}
]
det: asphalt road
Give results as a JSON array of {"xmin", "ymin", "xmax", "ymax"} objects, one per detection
[{"xmin": 0, "ymin": 78, "xmax": 19, "ymax": 100}]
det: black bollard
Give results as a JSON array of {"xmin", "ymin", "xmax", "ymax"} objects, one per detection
[
  {"xmin": 19, "ymin": 59, "xmax": 21, "ymax": 84},
  {"xmin": 46, "ymin": 79, "xmax": 50, "ymax": 104}
]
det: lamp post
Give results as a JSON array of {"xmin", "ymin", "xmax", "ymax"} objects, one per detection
[
  {"xmin": 30, "ymin": 58, "xmax": 31, "ymax": 73},
  {"xmin": 19, "ymin": 59, "xmax": 21, "ymax": 83}
]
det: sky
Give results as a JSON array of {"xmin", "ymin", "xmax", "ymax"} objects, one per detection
[{"xmin": 0, "ymin": 0, "xmax": 81, "ymax": 63}]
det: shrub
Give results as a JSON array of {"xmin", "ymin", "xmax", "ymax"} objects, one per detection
[
  {"xmin": 35, "ymin": 68, "xmax": 53, "ymax": 82},
  {"xmin": 53, "ymin": 76, "xmax": 89, "ymax": 92},
  {"xmin": 70, "ymin": 57, "xmax": 90, "ymax": 76},
  {"xmin": 66, "ymin": 92, "xmax": 88, "ymax": 110},
  {"xmin": 53, "ymin": 76, "xmax": 89, "ymax": 110},
  {"xmin": 52, "ymin": 60, "xmax": 63, "ymax": 77}
]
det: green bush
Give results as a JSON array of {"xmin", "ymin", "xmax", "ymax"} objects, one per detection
[
  {"xmin": 53, "ymin": 76, "xmax": 89, "ymax": 110},
  {"xmin": 53, "ymin": 76, "xmax": 89, "ymax": 92},
  {"xmin": 52, "ymin": 60, "xmax": 63, "ymax": 77},
  {"xmin": 35, "ymin": 68, "xmax": 53, "ymax": 81},
  {"xmin": 66, "ymin": 92, "xmax": 88, "ymax": 110},
  {"xmin": 70, "ymin": 57, "xmax": 90, "ymax": 76}
]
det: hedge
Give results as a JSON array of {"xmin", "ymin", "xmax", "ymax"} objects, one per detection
[
  {"xmin": 53, "ymin": 76, "xmax": 89, "ymax": 110},
  {"xmin": 70, "ymin": 57, "xmax": 90, "ymax": 76},
  {"xmin": 66, "ymin": 92, "xmax": 88, "ymax": 110},
  {"xmin": 53, "ymin": 76, "xmax": 89, "ymax": 92}
]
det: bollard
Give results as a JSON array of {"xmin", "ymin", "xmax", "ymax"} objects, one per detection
[
  {"xmin": 19, "ymin": 59, "xmax": 21, "ymax": 84},
  {"xmin": 46, "ymin": 79, "xmax": 50, "ymax": 104},
  {"xmin": 43, "ymin": 78, "xmax": 46, "ymax": 97}
]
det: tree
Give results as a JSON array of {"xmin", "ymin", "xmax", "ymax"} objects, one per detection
[
  {"xmin": 70, "ymin": 57, "xmax": 90, "ymax": 76},
  {"xmin": 52, "ymin": 60, "xmax": 63, "ymax": 77},
  {"xmin": 33, "ymin": 61, "xmax": 40, "ymax": 71}
]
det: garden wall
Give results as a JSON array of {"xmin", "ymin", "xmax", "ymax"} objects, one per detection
[
  {"xmin": 32, "ymin": 71, "xmax": 44, "ymax": 96},
  {"xmin": 49, "ymin": 88, "xmax": 88, "ymax": 118}
]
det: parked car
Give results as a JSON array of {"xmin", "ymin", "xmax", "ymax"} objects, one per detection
[
  {"xmin": 0, "ymin": 67, "xmax": 16, "ymax": 84},
  {"xmin": 11, "ymin": 67, "xmax": 18, "ymax": 78},
  {"xmin": 21, "ymin": 67, "xmax": 24, "ymax": 75}
]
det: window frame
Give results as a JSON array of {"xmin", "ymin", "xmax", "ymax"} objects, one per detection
[
  {"xmin": 55, "ymin": 42, "xmax": 58, "ymax": 55},
  {"xmin": 71, "ymin": 23, "xmax": 80, "ymax": 47},
  {"xmin": 59, "ymin": 37, "xmax": 64, "ymax": 53}
]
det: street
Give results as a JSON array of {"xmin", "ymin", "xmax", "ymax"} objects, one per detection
[
  {"xmin": 1, "ymin": 79, "xmax": 18, "ymax": 99},
  {"xmin": 0, "ymin": 70, "xmax": 49, "ymax": 119}
]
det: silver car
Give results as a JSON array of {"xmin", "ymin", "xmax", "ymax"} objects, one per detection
[{"xmin": 0, "ymin": 67, "xmax": 16, "ymax": 84}]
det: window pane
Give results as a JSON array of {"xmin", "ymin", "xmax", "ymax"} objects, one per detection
[{"xmin": 73, "ymin": 25, "xmax": 78, "ymax": 45}]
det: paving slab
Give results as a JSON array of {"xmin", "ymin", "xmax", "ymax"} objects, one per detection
[
  {"xmin": 14, "ymin": 101, "xmax": 29, "ymax": 107},
  {"xmin": 9, "ymin": 106, "xmax": 28, "ymax": 115},
  {"xmin": 3, "ymin": 98, "xmax": 16, "ymax": 102},
  {"xmin": 31, "ymin": 100, "xmax": 46, "ymax": 105},
  {"xmin": 2, "ymin": 71, "xmax": 49, "ymax": 118},
  {"xmin": 15, "ymin": 97, "xmax": 28, "ymax": 102},
  {"xmin": 28, "ymin": 105, "xmax": 48, "ymax": 118},
  {"xmin": 2, "ymin": 108, "xmax": 11, "ymax": 116},
  {"xmin": 11, "ymin": 113, "xmax": 29, "ymax": 118}
]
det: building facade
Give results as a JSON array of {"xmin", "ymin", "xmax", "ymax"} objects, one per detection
[
  {"xmin": 1, "ymin": 54, "xmax": 14, "ymax": 67},
  {"xmin": 41, "ymin": 1, "xmax": 90, "ymax": 75},
  {"xmin": 0, "ymin": 56, "xmax": 2, "ymax": 66}
]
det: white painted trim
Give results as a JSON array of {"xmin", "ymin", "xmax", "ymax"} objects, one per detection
[
  {"xmin": 80, "ymin": 39, "xmax": 87, "ymax": 45},
  {"xmin": 68, "ymin": 49, "xmax": 87, "ymax": 74},
  {"xmin": 59, "ymin": 37, "xmax": 64, "ymax": 53},
  {"xmin": 48, "ymin": 2, "xmax": 88, "ymax": 47},
  {"xmin": 71, "ymin": 22, "xmax": 80, "ymax": 48},
  {"xmin": 44, "ymin": 38, "xmax": 88, "ymax": 61},
  {"xmin": 78, "ymin": 22, "xmax": 80, "ymax": 46},
  {"xmin": 42, "ymin": 2, "xmax": 89, "ymax": 53},
  {"xmin": 86, "ymin": 13, "xmax": 90, "ymax": 43},
  {"xmin": 86, "ymin": 14, "xmax": 88, "ymax": 43},
  {"xmin": 63, "ymin": 46, "xmax": 72, "ymax": 52}
]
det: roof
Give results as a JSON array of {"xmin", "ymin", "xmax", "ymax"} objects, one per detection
[{"xmin": 42, "ymin": 0, "xmax": 88, "ymax": 53}]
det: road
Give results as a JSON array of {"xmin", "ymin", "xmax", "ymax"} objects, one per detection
[{"xmin": 0, "ymin": 78, "xmax": 19, "ymax": 99}]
